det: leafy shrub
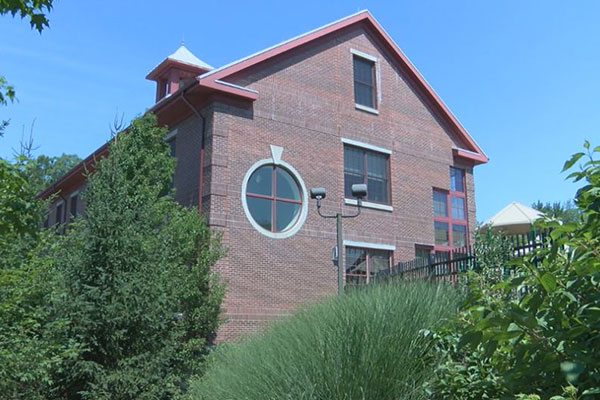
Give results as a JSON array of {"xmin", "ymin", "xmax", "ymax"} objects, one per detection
[
  {"xmin": 428, "ymin": 142, "xmax": 600, "ymax": 399},
  {"xmin": 188, "ymin": 281, "xmax": 461, "ymax": 400}
]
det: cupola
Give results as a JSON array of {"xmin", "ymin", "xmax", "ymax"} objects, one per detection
[{"xmin": 146, "ymin": 45, "xmax": 213, "ymax": 102}]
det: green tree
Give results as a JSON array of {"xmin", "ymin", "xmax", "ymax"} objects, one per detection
[
  {"xmin": 429, "ymin": 142, "xmax": 600, "ymax": 399},
  {"xmin": 53, "ymin": 113, "xmax": 224, "ymax": 399},
  {"xmin": 24, "ymin": 153, "xmax": 82, "ymax": 193},
  {"xmin": 0, "ymin": 154, "xmax": 79, "ymax": 399},
  {"xmin": 532, "ymin": 200, "xmax": 579, "ymax": 224}
]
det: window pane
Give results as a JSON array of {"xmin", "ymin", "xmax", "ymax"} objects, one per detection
[
  {"xmin": 433, "ymin": 191, "xmax": 447, "ymax": 217},
  {"xmin": 369, "ymin": 250, "xmax": 390, "ymax": 275},
  {"xmin": 275, "ymin": 201, "xmax": 300, "ymax": 232},
  {"xmin": 276, "ymin": 167, "xmax": 300, "ymax": 200},
  {"xmin": 345, "ymin": 247, "xmax": 367, "ymax": 275},
  {"xmin": 168, "ymin": 138, "xmax": 176, "ymax": 157},
  {"xmin": 344, "ymin": 146, "xmax": 364, "ymax": 174},
  {"xmin": 247, "ymin": 166, "xmax": 272, "ymax": 196},
  {"xmin": 346, "ymin": 275, "xmax": 367, "ymax": 285},
  {"xmin": 450, "ymin": 167, "xmax": 464, "ymax": 192},
  {"xmin": 434, "ymin": 221, "xmax": 449, "ymax": 246},
  {"xmin": 70, "ymin": 195, "xmax": 78, "ymax": 221},
  {"xmin": 415, "ymin": 247, "xmax": 431, "ymax": 266},
  {"xmin": 246, "ymin": 196, "xmax": 272, "ymax": 231},
  {"xmin": 344, "ymin": 173, "xmax": 363, "ymax": 198},
  {"xmin": 367, "ymin": 177, "xmax": 388, "ymax": 203},
  {"xmin": 435, "ymin": 251, "xmax": 450, "ymax": 262},
  {"xmin": 56, "ymin": 204, "xmax": 63, "ymax": 224},
  {"xmin": 367, "ymin": 151, "xmax": 387, "ymax": 179},
  {"xmin": 354, "ymin": 83, "xmax": 374, "ymax": 108},
  {"xmin": 451, "ymin": 196, "xmax": 465, "ymax": 219},
  {"xmin": 354, "ymin": 57, "xmax": 373, "ymax": 85},
  {"xmin": 453, "ymin": 225, "xmax": 467, "ymax": 247}
]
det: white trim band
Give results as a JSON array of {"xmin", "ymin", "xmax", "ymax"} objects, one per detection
[
  {"xmin": 350, "ymin": 48, "xmax": 378, "ymax": 62},
  {"xmin": 345, "ymin": 198, "xmax": 393, "ymax": 211},
  {"xmin": 354, "ymin": 103, "xmax": 379, "ymax": 114},
  {"xmin": 344, "ymin": 240, "xmax": 396, "ymax": 251},
  {"xmin": 341, "ymin": 137, "xmax": 392, "ymax": 154},
  {"xmin": 164, "ymin": 128, "xmax": 178, "ymax": 141}
]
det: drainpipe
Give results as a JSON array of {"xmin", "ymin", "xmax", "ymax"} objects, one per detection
[{"xmin": 180, "ymin": 89, "xmax": 206, "ymax": 215}]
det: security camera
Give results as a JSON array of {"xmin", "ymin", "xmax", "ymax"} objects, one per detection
[
  {"xmin": 310, "ymin": 187, "xmax": 327, "ymax": 200},
  {"xmin": 351, "ymin": 184, "xmax": 367, "ymax": 199}
]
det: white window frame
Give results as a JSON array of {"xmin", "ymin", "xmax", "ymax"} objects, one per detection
[
  {"xmin": 342, "ymin": 138, "xmax": 393, "ymax": 211},
  {"xmin": 351, "ymin": 48, "xmax": 381, "ymax": 115}
]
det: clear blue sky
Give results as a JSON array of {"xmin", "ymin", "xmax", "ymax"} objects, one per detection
[{"xmin": 1, "ymin": 1, "xmax": 598, "ymax": 221}]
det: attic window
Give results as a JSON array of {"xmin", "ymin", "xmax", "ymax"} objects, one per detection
[{"xmin": 352, "ymin": 50, "xmax": 378, "ymax": 113}]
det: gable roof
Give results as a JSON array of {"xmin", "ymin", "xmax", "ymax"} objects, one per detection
[
  {"xmin": 484, "ymin": 202, "xmax": 545, "ymax": 228},
  {"xmin": 195, "ymin": 10, "xmax": 488, "ymax": 163},
  {"xmin": 39, "ymin": 10, "xmax": 487, "ymax": 200}
]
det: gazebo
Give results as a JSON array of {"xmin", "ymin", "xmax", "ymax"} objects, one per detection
[{"xmin": 484, "ymin": 202, "xmax": 545, "ymax": 235}]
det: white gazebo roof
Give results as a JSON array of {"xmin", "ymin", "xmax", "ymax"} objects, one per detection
[{"xmin": 484, "ymin": 202, "xmax": 545, "ymax": 234}]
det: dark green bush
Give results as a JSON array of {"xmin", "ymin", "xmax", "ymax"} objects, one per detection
[
  {"xmin": 189, "ymin": 281, "xmax": 460, "ymax": 400},
  {"xmin": 52, "ymin": 114, "xmax": 224, "ymax": 399}
]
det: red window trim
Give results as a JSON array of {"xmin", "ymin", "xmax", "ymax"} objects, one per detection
[
  {"xmin": 343, "ymin": 144, "xmax": 391, "ymax": 206},
  {"xmin": 433, "ymin": 168, "xmax": 469, "ymax": 252},
  {"xmin": 246, "ymin": 165, "xmax": 302, "ymax": 233}
]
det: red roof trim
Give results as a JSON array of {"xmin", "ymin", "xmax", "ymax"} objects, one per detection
[
  {"xmin": 453, "ymin": 147, "xmax": 488, "ymax": 164},
  {"xmin": 146, "ymin": 58, "xmax": 209, "ymax": 81},
  {"xmin": 197, "ymin": 10, "xmax": 487, "ymax": 162}
]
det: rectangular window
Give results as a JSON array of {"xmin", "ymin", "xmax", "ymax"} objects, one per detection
[
  {"xmin": 452, "ymin": 225, "xmax": 467, "ymax": 247},
  {"xmin": 450, "ymin": 167, "xmax": 465, "ymax": 192},
  {"xmin": 69, "ymin": 194, "xmax": 78, "ymax": 222},
  {"xmin": 433, "ymin": 190, "xmax": 447, "ymax": 217},
  {"xmin": 56, "ymin": 203, "xmax": 64, "ymax": 225},
  {"xmin": 168, "ymin": 138, "xmax": 176, "ymax": 157},
  {"xmin": 415, "ymin": 245, "xmax": 432, "ymax": 267},
  {"xmin": 431, "ymin": 167, "xmax": 469, "ymax": 252},
  {"xmin": 353, "ymin": 56, "xmax": 376, "ymax": 109},
  {"xmin": 434, "ymin": 221, "xmax": 449, "ymax": 246},
  {"xmin": 451, "ymin": 196, "xmax": 465, "ymax": 219},
  {"xmin": 345, "ymin": 247, "xmax": 391, "ymax": 285},
  {"xmin": 343, "ymin": 145, "xmax": 390, "ymax": 205}
]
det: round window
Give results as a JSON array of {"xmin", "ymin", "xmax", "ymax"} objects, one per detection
[{"xmin": 242, "ymin": 161, "xmax": 307, "ymax": 238}]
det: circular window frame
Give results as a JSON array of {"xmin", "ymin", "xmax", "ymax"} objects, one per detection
[{"xmin": 241, "ymin": 159, "xmax": 308, "ymax": 239}]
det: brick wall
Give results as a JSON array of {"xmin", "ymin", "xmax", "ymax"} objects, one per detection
[{"xmin": 205, "ymin": 25, "xmax": 480, "ymax": 340}]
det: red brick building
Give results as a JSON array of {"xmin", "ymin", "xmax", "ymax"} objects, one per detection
[{"xmin": 40, "ymin": 11, "xmax": 488, "ymax": 341}]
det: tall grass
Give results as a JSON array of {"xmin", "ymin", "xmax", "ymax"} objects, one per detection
[{"xmin": 188, "ymin": 281, "xmax": 460, "ymax": 400}]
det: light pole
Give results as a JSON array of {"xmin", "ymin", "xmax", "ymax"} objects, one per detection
[{"xmin": 310, "ymin": 184, "xmax": 367, "ymax": 294}]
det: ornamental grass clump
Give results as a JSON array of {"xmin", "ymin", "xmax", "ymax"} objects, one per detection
[{"xmin": 188, "ymin": 280, "xmax": 460, "ymax": 400}]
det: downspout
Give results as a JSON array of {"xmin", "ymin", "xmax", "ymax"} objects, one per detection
[{"xmin": 181, "ymin": 89, "xmax": 206, "ymax": 215}]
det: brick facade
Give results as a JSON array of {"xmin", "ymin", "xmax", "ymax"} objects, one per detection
[{"xmin": 43, "ymin": 12, "xmax": 486, "ymax": 342}]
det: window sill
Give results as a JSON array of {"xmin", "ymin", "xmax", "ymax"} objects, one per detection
[
  {"xmin": 345, "ymin": 198, "xmax": 393, "ymax": 212},
  {"xmin": 355, "ymin": 103, "xmax": 379, "ymax": 115}
]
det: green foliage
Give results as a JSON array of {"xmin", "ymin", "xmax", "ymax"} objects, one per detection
[
  {"xmin": 23, "ymin": 153, "xmax": 82, "ymax": 193},
  {"xmin": 0, "ymin": 0, "xmax": 54, "ymax": 32},
  {"xmin": 531, "ymin": 200, "xmax": 579, "ymax": 224},
  {"xmin": 52, "ymin": 113, "xmax": 224, "ymax": 399},
  {"xmin": 0, "ymin": 151, "xmax": 80, "ymax": 399},
  {"xmin": 429, "ymin": 143, "xmax": 600, "ymax": 399},
  {"xmin": 189, "ymin": 281, "xmax": 460, "ymax": 400},
  {"xmin": 0, "ymin": 75, "xmax": 16, "ymax": 106},
  {"xmin": 0, "ymin": 156, "xmax": 41, "ymax": 241}
]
